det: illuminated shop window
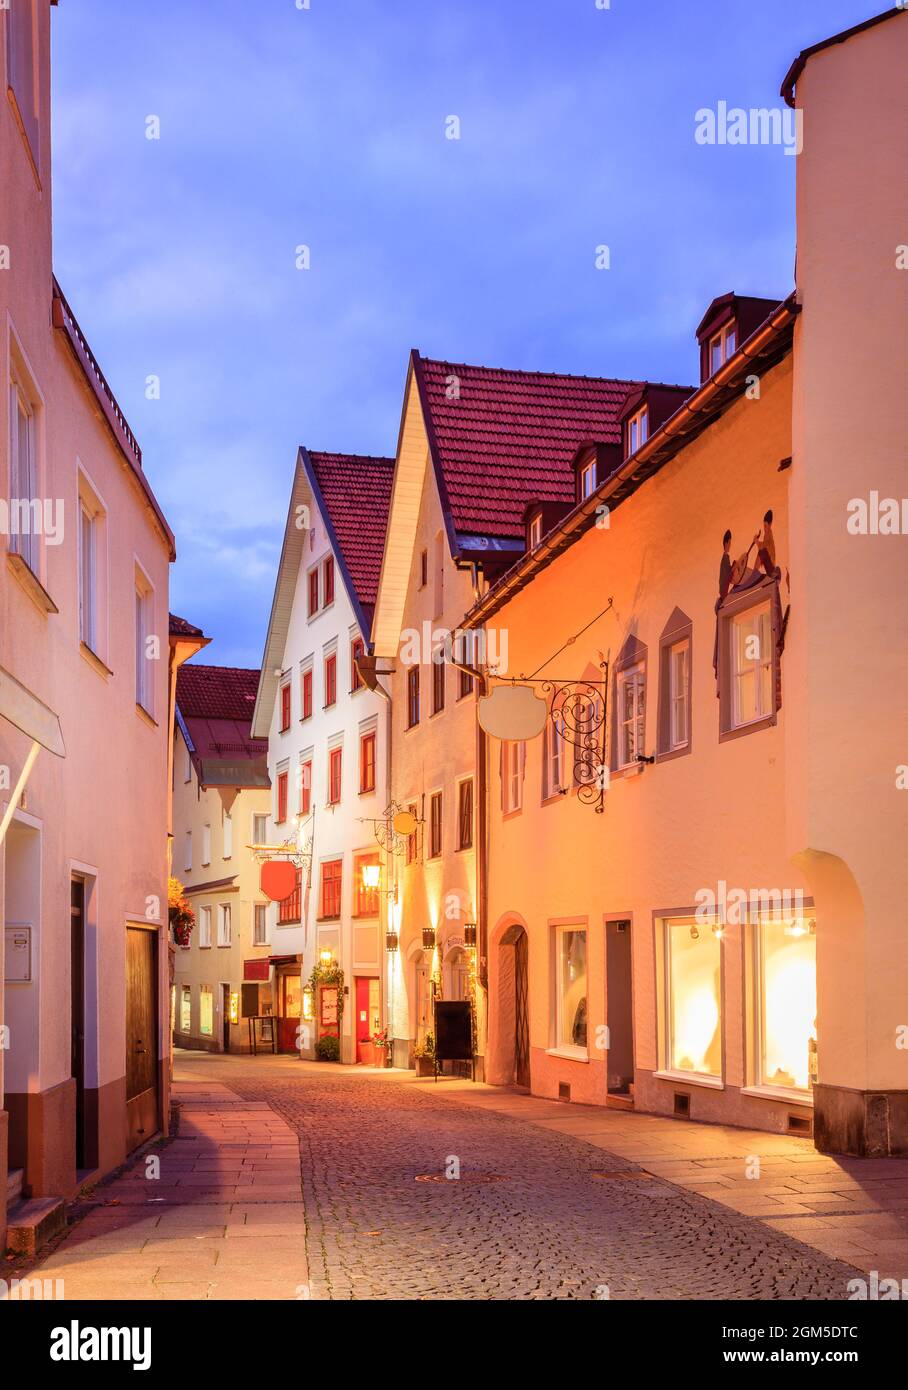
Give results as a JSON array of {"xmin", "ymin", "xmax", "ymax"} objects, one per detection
[
  {"xmin": 755, "ymin": 916, "xmax": 817, "ymax": 1093},
  {"xmin": 664, "ymin": 917, "xmax": 722, "ymax": 1079},
  {"xmin": 200, "ymin": 986, "xmax": 214, "ymax": 1036},
  {"xmin": 555, "ymin": 927, "xmax": 588, "ymax": 1053},
  {"xmin": 180, "ymin": 986, "xmax": 191, "ymax": 1034}
]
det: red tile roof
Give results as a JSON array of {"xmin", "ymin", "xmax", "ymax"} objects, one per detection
[
  {"xmin": 169, "ymin": 612, "xmax": 207, "ymax": 639},
  {"xmin": 177, "ymin": 664, "xmax": 262, "ymax": 725},
  {"xmin": 414, "ymin": 355, "xmax": 659, "ymax": 541},
  {"xmin": 306, "ymin": 451, "xmax": 395, "ymax": 618}
]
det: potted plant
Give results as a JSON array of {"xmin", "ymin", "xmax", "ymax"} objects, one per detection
[
  {"xmin": 358, "ymin": 1037, "xmax": 376, "ymax": 1067},
  {"xmin": 315, "ymin": 1033, "xmax": 340, "ymax": 1062},
  {"xmin": 413, "ymin": 1033, "xmax": 436, "ymax": 1077},
  {"xmin": 372, "ymin": 1027, "xmax": 392, "ymax": 1068}
]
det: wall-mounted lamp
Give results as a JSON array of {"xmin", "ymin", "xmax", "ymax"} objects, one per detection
[
  {"xmin": 385, "ymin": 930, "xmax": 399, "ymax": 953},
  {"xmin": 361, "ymin": 862, "xmax": 381, "ymax": 890},
  {"xmin": 422, "ymin": 926, "xmax": 436, "ymax": 950},
  {"xmin": 464, "ymin": 923, "xmax": 477, "ymax": 948}
]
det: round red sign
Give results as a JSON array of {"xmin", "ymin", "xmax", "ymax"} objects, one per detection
[{"xmin": 260, "ymin": 859, "xmax": 298, "ymax": 903}]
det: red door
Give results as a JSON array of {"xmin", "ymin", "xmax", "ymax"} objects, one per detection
[{"xmin": 355, "ymin": 977, "xmax": 371, "ymax": 1063}]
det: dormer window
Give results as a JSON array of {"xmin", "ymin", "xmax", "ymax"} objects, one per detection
[
  {"xmin": 579, "ymin": 459, "xmax": 597, "ymax": 500},
  {"xmin": 708, "ymin": 322, "xmax": 737, "ymax": 375},
  {"xmin": 627, "ymin": 407, "xmax": 648, "ymax": 456},
  {"xmin": 528, "ymin": 511, "xmax": 543, "ymax": 549}
]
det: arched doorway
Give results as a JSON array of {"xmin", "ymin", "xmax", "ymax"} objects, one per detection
[{"xmin": 497, "ymin": 923, "xmax": 530, "ymax": 1089}]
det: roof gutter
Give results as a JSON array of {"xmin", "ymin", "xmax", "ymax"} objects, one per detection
[
  {"xmin": 781, "ymin": 7, "xmax": 905, "ymax": 108},
  {"xmin": 462, "ymin": 294, "xmax": 799, "ymax": 630}
]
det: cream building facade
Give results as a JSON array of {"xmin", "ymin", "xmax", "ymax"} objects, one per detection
[
  {"xmin": 458, "ymin": 7, "xmax": 908, "ymax": 1155},
  {"xmin": 171, "ymin": 663, "xmax": 272, "ymax": 1055}
]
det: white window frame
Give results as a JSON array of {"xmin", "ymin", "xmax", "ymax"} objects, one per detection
[
  {"xmin": 78, "ymin": 501, "xmax": 96, "ymax": 650},
  {"xmin": 222, "ymin": 807, "xmax": 233, "ymax": 860},
  {"xmin": 135, "ymin": 568, "xmax": 155, "ymax": 716},
  {"xmin": 658, "ymin": 915, "xmax": 724, "ymax": 1087},
  {"xmin": 668, "ymin": 638, "xmax": 690, "ymax": 751},
  {"xmin": 746, "ymin": 913, "xmax": 817, "ymax": 1101},
  {"xmin": 199, "ymin": 985, "xmax": 214, "ymax": 1036},
  {"xmin": 709, "ymin": 321, "xmax": 737, "ymax": 375},
  {"xmin": 183, "ymin": 740, "xmax": 192, "ymax": 783},
  {"xmin": 201, "ymin": 823, "xmax": 211, "ymax": 867},
  {"xmin": 627, "ymin": 406, "xmax": 648, "ymax": 456},
  {"xmin": 730, "ymin": 602, "xmax": 773, "ymax": 729},
  {"xmin": 617, "ymin": 663, "xmax": 645, "ymax": 768},
  {"xmin": 502, "ymin": 740, "xmax": 526, "ymax": 814},
  {"xmin": 253, "ymin": 902, "xmax": 269, "ymax": 947},
  {"xmin": 252, "ymin": 812, "xmax": 268, "ymax": 845},
  {"xmin": 542, "ymin": 714, "xmax": 565, "ymax": 800},
  {"xmin": 180, "ymin": 985, "xmax": 192, "ymax": 1033},
  {"xmin": 8, "ymin": 371, "xmax": 39, "ymax": 574},
  {"xmin": 217, "ymin": 903, "xmax": 232, "ymax": 948},
  {"xmin": 528, "ymin": 512, "xmax": 543, "ymax": 549},
  {"xmin": 579, "ymin": 460, "xmax": 596, "ymax": 499},
  {"xmin": 183, "ymin": 831, "xmax": 192, "ymax": 873},
  {"xmin": 551, "ymin": 923, "xmax": 589, "ymax": 1060},
  {"xmin": 199, "ymin": 905, "xmax": 212, "ymax": 948}
]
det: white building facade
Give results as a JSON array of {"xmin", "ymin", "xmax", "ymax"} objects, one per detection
[{"xmin": 253, "ymin": 449, "xmax": 394, "ymax": 1063}]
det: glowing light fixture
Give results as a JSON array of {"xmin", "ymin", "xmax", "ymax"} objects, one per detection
[
  {"xmin": 385, "ymin": 929, "xmax": 399, "ymax": 952},
  {"xmin": 319, "ymin": 949, "xmax": 334, "ymax": 965},
  {"xmin": 362, "ymin": 862, "xmax": 381, "ymax": 890},
  {"xmin": 422, "ymin": 926, "xmax": 436, "ymax": 950},
  {"xmin": 464, "ymin": 922, "xmax": 477, "ymax": 948}
]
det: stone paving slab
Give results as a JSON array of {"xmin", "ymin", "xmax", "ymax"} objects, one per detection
[{"xmin": 20, "ymin": 1079, "xmax": 309, "ymax": 1302}]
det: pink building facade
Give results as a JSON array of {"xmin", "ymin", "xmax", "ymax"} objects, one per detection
[{"xmin": 1, "ymin": 1, "xmax": 176, "ymax": 1248}]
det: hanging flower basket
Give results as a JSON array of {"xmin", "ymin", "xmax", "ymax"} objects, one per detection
[{"xmin": 168, "ymin": 877, "xmax": 195, "ymax": 947}]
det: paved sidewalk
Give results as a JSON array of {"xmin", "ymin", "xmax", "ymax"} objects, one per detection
[
  {"xmin": 413, "ymin": 1077, "xmax": 908, "ymax": 1281},
  {"xmin": 23, "ymin": 1080, "xmax": 308, "ymax": 1301}
]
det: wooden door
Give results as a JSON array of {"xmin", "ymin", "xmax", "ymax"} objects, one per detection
[
  {"xmin": 605, "ymin": 919, "xmax": 634, "ymax": 1095},
  {"xmin": 126, "ymin": 927, "xmax": 159, "ymax": 1153},
  {"xmin": 70, "ymin": 879, "xmax": 86, "ymax": 1169},
  {"xmin": 514, "ymin": 929, "xmax": 530, "ymax": 1089}
]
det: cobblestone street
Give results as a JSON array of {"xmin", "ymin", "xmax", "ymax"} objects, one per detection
[
  {"xmin": 20, "ymin": 1051, "xmax": 892, "ymax": 1301},
  {"xmin": 226, "ymin": 1068, "xmax": 854, "ymax": 1301}
]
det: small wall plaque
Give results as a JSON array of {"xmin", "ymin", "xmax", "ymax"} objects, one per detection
[{"xmin": 5, "ymin": 924, "xmax": 32, "ymax": 983}]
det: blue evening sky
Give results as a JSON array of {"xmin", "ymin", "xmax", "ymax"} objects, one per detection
[{"xmin": 50, "ymin": 0, "xmax": 879, "ymax": 668}]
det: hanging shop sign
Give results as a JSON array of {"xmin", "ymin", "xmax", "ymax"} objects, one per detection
[
  {"xmin": 477, "ymin": 683, "xmax": 548, "ymax": 741},
  {"xmin": 260, "ymin": 859, "xmax": 298, "ymax": 903}
]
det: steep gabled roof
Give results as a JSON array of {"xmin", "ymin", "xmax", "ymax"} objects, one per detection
[
  {"xmin": 251, "ymin": 447, "xmax": 394, "ymax": 739},
  {"xmin": 306, "ymin": 451, "xmax": 395, "ymax": 629},
  {"xmin": 176, "ymin": 663, "xmax": 268, "ymax": 789},
  {"xmin": 413, "ymin": 353, "xmax": 653, "ymax": 545}
]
